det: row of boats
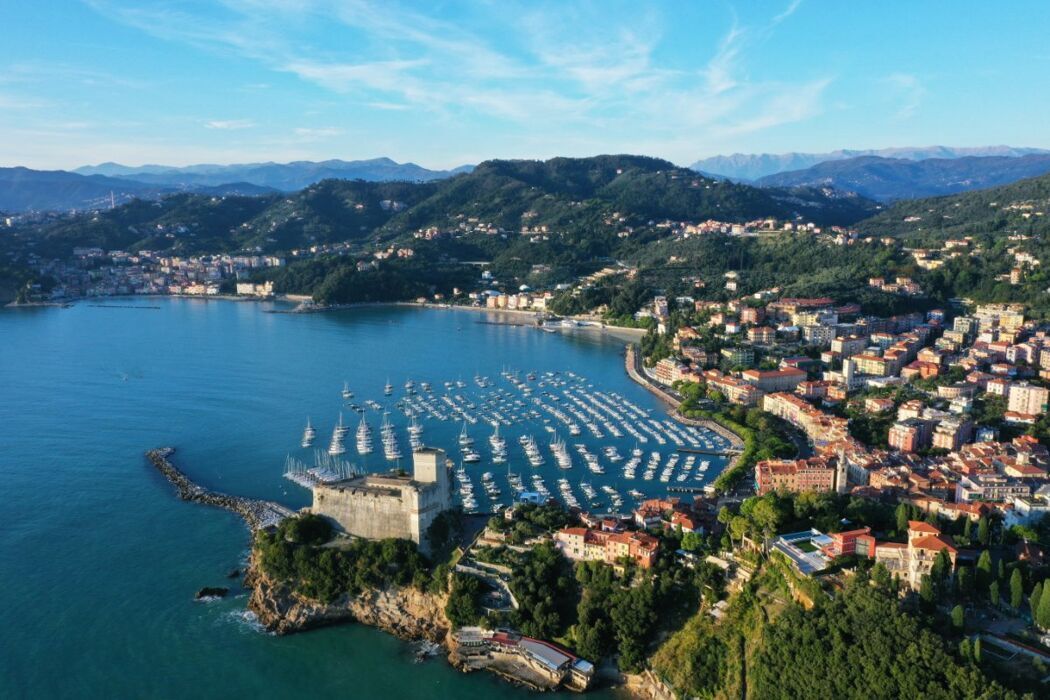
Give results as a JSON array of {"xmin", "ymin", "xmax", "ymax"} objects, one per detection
[{"xmin": 291, "ymin": 369, "xmax": 731, "ymax": 511}]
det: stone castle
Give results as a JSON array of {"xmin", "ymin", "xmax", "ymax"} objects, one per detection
[{"xmin": 310, "ymin": 447, "xmax": 451, "ymax": 553}]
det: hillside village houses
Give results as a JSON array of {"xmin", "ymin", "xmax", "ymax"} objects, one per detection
[
  {"xmin": 645, "ymin": 291, "xmax": 1050, "ymax": 588},
  {"xmin": 35, "ymin": 247, "xmax": 287, "ymax": 299}
]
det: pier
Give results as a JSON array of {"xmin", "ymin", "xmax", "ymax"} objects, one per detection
[
  {"xmin": 146, "ymin": 447, "xmax": 295, "ymax": 531},
  {"xmin": 667, "ymin": 486, "xmax": 711, "ymax": 495},
  {"xmin": 676, "ymin": 446, "xmax": 742, "ymax": 457}
]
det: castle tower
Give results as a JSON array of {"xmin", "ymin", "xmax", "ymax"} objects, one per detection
[
  {"xmin": 408, "ymin": 447, "xmax": 450, "ymax": 552},
  {"xmin": 413, "ymin": 447, "xmax": 447, "ymax": 489}
]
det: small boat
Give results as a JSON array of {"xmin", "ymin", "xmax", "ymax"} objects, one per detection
[
  {"xmin": 459, "ymin": 422, "xmax": 474, "ymax": 446},
  {"xmin": 384, "ymin": 379, "xmax": 393, "ymax": 396},
  {"xmin": 301, "ymin": 418, "xmax": 316, "ymax": 448},
  {"xmin": 341, "ymin": 381, "xmax": 353, "ymax": 399}
]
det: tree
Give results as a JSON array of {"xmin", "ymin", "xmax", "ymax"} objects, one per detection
[
  {"xmin": 951, "ymin": 605, "xmax": 965, "ymax": 631},
  {"xmin": 976, "ymin": 550, "xmax": 993, "ymax": 590},
  {"xmin": 895, "ymin": 503, "xmax": 909, "ymax": 534},
  {"xmin": 919, "ymin": 575, "xmax": 937, "ymax": 610},
  {"xmin": 426, "ymin": 508, "xmax": 464, "ymax": 554},
  {"xmin": 1010, "ymin": 569, "xmax": 1024, "ymax": 610},
  {"xmin": 989, "ymin": 580, "xmax": 1000, "ymax": 608},
  {"xmin": 978, "ymin": 516, "xmax": 990, "ymax": 546},
  {"xmin": 974, "ymin": 636, "xmax": 983, "ymax": 664},
  {"xmin": 931, "ymin": 549, "xmax": 952, "ymax": 594},
  {"xmin": 716, "ymin": 506, "xmax": 732, "ymax": 527},
  {"xmin": 681, "ymin": 531, "xmax": 704, "ymax": 552},
  {"xmin": 872, "ymin": 563, "xmax": 892, "ymax": 591},
  {"xmin": 1031, "ymin": 581, "xmax": 1044, "ymax": 621},
  {"xmin": 609, "ymin": 581, "xmax": 658, "ymax": 672},
  {"xmin": 1038, "ymin": 579, "xmax": 1050, "ymax": 630},
  {"xmin": 962, "ymin": 517, "xmax": 973, "ymax": 545},
  {"xmin": 444, "ymin": 573, "xmax": 482, "ymax": 628},
  {"xmin": 959, "ymin": 638, "xmax": 972, "ymax": 662}
]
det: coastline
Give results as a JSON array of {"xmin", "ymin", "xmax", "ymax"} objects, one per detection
[
  {"xmin": 623, "ymin": 344, "xmax": 744, "ymax": 447},
  {"xmin": 3, "ymin": 292, "xmax": 649, "ymax": 340},
  {"xmin": 622, "ymin": 344, "xmax": 746, "ymax": 490}
]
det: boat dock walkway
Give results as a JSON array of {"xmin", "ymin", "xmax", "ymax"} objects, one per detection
[
  {"xmin": 667, "ymin": 486, "xmax": 710, "ymax": 494},
  {"xmin": 147, "ymin": 447, "xmax": 295, "ymax": 531},
  {"xmin": 677, "ymin": 446, "xmax": 743, "ymax": 457}
]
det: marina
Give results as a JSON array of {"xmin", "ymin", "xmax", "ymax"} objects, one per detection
[{"xmin": 285, "ymin": 366, "xmax": 731, "ymax": 513}]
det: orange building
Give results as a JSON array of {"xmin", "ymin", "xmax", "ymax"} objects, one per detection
[
  {"xmin": 555, "ymin": 527, "xmax": 660, "ymax": 569},
  {"xmin": 755, "ymin": 456, "xmax": 841, "ymax": 495}
]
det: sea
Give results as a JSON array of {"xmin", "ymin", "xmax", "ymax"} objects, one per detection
[{"xmin": 0, "ymin": 298, "xmax": 727, "ymax": 699}]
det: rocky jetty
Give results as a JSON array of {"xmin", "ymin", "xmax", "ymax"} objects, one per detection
[
  {"xmin": 146, "ymin": 447, "xmax": 294, "ymax": 531},
  {"xmin": 244, "ymin": 552, "xmax": 449, "ymax": 640}
]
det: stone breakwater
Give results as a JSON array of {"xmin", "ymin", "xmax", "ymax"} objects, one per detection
[{"xmin": 146, "ymin": 447, "xmax": 295, "ymax": 531}]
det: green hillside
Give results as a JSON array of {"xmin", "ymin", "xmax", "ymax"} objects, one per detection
[
  {"xmin": 6, "ymin": 155, "xmax": 878, "ymax": 261},
  {"xmin": 858, "ymin": 171, "xmax": 1050, "ymax": 242}
]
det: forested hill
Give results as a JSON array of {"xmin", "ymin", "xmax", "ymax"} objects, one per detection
[
  {"xmin": 7, "ymin": 155, "xmax": 878, "ymax": 259},
  {"xmin": 378, "ymin": 155, "xmax": 877, "ymax": 233},
  {"xmin": 857, "ymin": 171, "xmax": 1050, "ymax": 241},
  {"xmin": 7, "ymin": 180, "xmax": 438, "ymax": 259}
]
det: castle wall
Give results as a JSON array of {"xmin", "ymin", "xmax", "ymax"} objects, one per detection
[
  {"xmin": 312, "ymin": 485, "xmax": 414, "ymax": 542},
  {"xmin": 310, "ymin": 448, "xmax": 452, "ymax": 554},
  {"xmin": 409, "ymin": 482, "xmax": 452, "ymax": 549}
]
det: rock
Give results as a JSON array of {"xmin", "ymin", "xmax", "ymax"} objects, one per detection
[
  {"xmin": 195, "ymin": 586, "xmax": 229, "ymax": 600},
  {"xmin": 226, "ymin": 569, "xmax": 241, "ymax": 579}
]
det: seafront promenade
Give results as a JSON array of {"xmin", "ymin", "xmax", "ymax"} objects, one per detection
[
  {"xmin": 623, "ymin": 344, "xmax": 744, "ymax": 451},
  {"xmin": 146, "ymin": 447, "xmax": 294, "ymax": 531}
]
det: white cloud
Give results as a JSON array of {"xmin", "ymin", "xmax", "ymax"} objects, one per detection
[
  {"xmin": 772, "ymin": 0, "xmax": 804, "ymax": 25},
  {"xmin": 292, "ymin": 126, "xmax": 343, "ymax": 139},
  {"xmin": 883, "ymin": 73, "xmax": 925, "ymax": 119},
  {"xmin": 204, "ymin": 119, "xmax": 256, "ymax": 130},
  {"xmin": 75, "ymin": 0, "xmax": 833, "ymax": 164}
]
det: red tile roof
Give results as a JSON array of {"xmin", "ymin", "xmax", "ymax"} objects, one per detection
[
  {"xmin": 907, "ymin": 520, "xmax": 940, "ymax": 534},
  {"xmin": 910, "ymin": 535, "xmax": 957, "ymax": 553}
]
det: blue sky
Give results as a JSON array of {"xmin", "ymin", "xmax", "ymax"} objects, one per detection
[{"xmin": 2, "ymin": 0, "xmax": 1049, "ymax": 169}]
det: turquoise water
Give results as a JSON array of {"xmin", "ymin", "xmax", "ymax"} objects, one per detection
[{"xmin": 0, "ymin": 299, "xmax": 722, "ymax": 698}]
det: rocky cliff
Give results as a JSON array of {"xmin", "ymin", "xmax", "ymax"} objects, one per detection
[{"xmin": 244, "ymin": 553, "xmax": 450, "ymax": 641}]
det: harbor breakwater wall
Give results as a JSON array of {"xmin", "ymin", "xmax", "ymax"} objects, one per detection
[{"xmin": 146, "ymin": 447, "xmax": 295, "ymax": 531}]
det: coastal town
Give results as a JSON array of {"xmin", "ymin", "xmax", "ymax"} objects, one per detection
[
  {"xmin": 9, "ymin": 2, "xmax": 1050, "ymax": 698},
  {"xmin": 227, "ymin": 287, "xmax": 1050, "ymax": 696},
  {"xmin": 11, "ymin": 200, "xmax": 1050, "ymax": 694}
]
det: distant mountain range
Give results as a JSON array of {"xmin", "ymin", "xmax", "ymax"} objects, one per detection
[
  {"xmin": 0, "ymin": 167, "xmax": 275, "ymax": 213},
  {"xmin": 0, "ymin": 158, "xmax": 474, "ymax": 213},
  {"xmin": 752, "ymin": 154, "xmax": 1050, "ymax": 202},
  {"xmin": 73, "ymin": 157, "xmax": 474, "ymax": 191},
  {"xmin": 691, "ymin": 146, "xmax": 1050, "ymax": 181}
]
